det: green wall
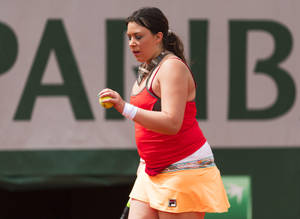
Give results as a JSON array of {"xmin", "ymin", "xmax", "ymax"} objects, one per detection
[{"xmin": 214, "ymin": 148, "xmax": 300, "ymax": 219}]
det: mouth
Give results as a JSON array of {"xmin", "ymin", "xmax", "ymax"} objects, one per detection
[{"xmin": 132, "ymin": 51, "xmax": 141, "ymax": 56}]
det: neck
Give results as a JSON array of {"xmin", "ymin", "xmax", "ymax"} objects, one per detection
[
  {"xmin": 137, "ymin": 50, "xmax": 168, "ymax": 85},
  {"xmin": 147, "ymin": 50, "xmax": 164, "ymax": 64}
]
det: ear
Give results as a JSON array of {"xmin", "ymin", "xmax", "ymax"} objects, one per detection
[{"xmin": 155, "ymin": 32, "xmax": 163, "ymax": 43}]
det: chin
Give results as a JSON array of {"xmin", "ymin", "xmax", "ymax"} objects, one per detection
[{"xmin": 136, "ymin": 57, "xmax": 146, "ymax": 63}]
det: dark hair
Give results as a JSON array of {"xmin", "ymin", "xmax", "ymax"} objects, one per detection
[{"xmin": 126, "ymin": 7, "xmax": 186, "ymax": 62}]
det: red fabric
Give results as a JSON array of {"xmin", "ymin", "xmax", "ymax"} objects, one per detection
[{"xmin": 130, "ymin": 87, "xmax": 207, "ymax": 176}]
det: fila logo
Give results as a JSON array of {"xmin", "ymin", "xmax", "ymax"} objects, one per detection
[{"xmin": 168, "ymin": 199, "xmax": 177, "ymax": 207}]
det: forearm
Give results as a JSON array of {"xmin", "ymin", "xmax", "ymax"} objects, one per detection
[
  {"xmin": 132, "ymin": 107, "xmax": 183, "ymax": 135},
  {"xmin": 98, "ymin": 89, "xmax": 182, "ymax": 134}
]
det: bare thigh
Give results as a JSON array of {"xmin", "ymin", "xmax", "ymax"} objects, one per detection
[
  {"xmin": 128, "ymin": 199, "xmax": 159, "ymax": 219},
  {"xmin": 158, "ymin": 211, "xmax": 205, "ymax": 219},
  {"xmin": 128, "ymin": 199, "xmax": 205, "ymax": 219}
]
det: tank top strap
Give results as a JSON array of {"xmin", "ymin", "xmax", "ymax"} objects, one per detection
[{"xmin": 147, "ymin": 65, "xmax": 161, "ymax": 95}]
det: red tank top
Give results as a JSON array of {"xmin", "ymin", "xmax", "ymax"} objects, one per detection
[{"xmin": 130, "ymin": 60, "xmax": 207, "ymax": 176}]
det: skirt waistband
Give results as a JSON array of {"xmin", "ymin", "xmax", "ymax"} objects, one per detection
[{"xmin": 161, "ymin": 156, "xmax": 215, "ymax": 173}]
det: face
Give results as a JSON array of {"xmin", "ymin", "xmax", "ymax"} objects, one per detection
[{"xmin": 127, "ymin": 22, "xmax": 163, "ymax": 63}]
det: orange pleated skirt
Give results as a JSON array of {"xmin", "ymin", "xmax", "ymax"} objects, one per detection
[{"xmin": 129, "ymin": 160, "xmax": 230, "ymax": 213}]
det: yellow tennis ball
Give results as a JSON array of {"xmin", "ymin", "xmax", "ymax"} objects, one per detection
[{"xmin": 99, "ymin": 96, "xmax": 114, "ymax": 109}]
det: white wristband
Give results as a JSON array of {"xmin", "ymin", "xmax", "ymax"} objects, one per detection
[{"xmin": 122, "ymin": 103, "xmax": 138, "ymax": 120}]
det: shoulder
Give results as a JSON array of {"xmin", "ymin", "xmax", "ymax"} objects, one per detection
[
  {"xmin": 161, "ymin": 55, "xmax": 187, "ymax": 68},
  {"xmin": 158, "ymin": 55, "xmax": 190, "ymax": 78}
]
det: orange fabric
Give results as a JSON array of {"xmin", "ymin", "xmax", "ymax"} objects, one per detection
[{"xmin": 129, "ymin": 162, "xmax": 230, "ymax": 213}]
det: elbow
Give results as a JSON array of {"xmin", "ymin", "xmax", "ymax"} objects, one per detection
[
  {"xmin": 153, "ymin": 112, "xmax": 184, "ymax": 135},
  {"xmin": 160, "ymin": 112, "xmax": 183, "ymax": 135},
  {"xmin": 167, "ymin": 128, "xmax": 180, "ymax": 135},
  {"xmin": 165, "ymin": 120, "xmax": 182, "ymax": 135}
]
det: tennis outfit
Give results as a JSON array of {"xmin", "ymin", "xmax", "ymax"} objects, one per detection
[{"xmin": 129, "ymin": 58, "xmax": 230, "ymax": 213}]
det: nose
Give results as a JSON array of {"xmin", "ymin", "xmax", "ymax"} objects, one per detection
[{"xmin": 129, "ymin": 38, "xmax": 136, "ymax": 47}]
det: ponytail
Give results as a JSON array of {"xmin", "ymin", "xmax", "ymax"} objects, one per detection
[{"xmin": 163, "ymin": 31, "xmax": 186, "ymax": 63}]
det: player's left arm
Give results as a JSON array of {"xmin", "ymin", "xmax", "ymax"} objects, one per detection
[{"xmin": 132, "ymin": 59, "xmax": 189, "ymax": 134}]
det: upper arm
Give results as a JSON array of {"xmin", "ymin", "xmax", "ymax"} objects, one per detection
[{"xmin": 157, "ymin": 59, "xmax": 190, "ymax": 128}]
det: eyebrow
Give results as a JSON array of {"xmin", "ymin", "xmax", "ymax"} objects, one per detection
[{"xmin": 127, "ymin": 31, "xmax": 143, "ymax": 35}]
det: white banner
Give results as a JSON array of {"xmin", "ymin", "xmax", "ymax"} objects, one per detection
[{"xmin": 0, "ymin": 0, "xmax": 299, "ymax": 150}]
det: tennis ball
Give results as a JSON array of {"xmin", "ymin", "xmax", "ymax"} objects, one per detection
[{"xmin": 99, "ymin": 96, "xmax": 114, "ymax": 109}]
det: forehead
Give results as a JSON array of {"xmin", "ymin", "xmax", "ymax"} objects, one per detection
[{"xmin": 127, "ymin": 22, "xmax": 150, "ymax": 34}]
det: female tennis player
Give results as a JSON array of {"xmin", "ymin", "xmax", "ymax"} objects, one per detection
[{"xmin": 98, "ymin": 7, "xmax": 230, "ymax": 219}]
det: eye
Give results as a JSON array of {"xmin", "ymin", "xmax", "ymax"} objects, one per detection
[
  {"xmin": 135, "ymin": 35, "xmax": 143, "ymax": 40},
  {"xmin": 127, "ymin": 35, "xmax": 132, "ymax": 41}
]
